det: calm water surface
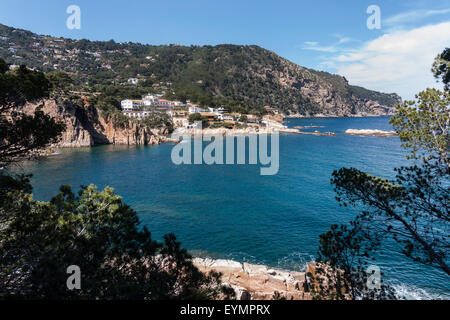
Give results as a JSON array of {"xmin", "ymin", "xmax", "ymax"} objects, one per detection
[{"xmin": 18, "ymin": 117, "xmax": 449, "ymax": 299}]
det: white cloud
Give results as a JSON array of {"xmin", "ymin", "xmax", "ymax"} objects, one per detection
[
  {"xmin": 384, "ymin": 8, "xmax": 450, "ymax": 27},
  {"xmin": 303, "ymin": 41, "xmax": 339, "ymax": 53},
  {"xmin": 331, "ymin": 33, "xmax": 355, "ymax": 45},
  {"xmin": 337, "ymin": 37, "xmax": 352, "ymax": 44},
  {"xmin": 326, "ymin": 22, "xmax": 450, "ymax": 100},
  {"xmin": 302, "ymin": 34, "xmax": 360, "ymax": 53}
]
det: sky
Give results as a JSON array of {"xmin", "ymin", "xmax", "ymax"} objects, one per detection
[{"xmin": 0, "ymin": 0, "xmax": 449, "ymax": 99}]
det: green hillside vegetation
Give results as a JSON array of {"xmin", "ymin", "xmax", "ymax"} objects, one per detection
[{"xmin": 0, "ymin": 24, "xmax": 401, "ymax": 116}]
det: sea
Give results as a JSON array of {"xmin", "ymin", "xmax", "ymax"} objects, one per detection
[{"xmin": 16, "ymin": 116, "xmax": 450, "ymax": 299}]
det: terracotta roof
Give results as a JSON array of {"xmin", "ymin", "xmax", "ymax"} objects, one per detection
[{"xmin": 199, "ymin": 112, "xmax": 219, "ymax": 117}]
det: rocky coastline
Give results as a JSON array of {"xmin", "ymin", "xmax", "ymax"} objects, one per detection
[
  {"xmin": 193, "ymin": 258, "xmax": 313, "ymax": 300},
  {"xmin": 23, "ymin": 99, "xmax": 173, "ymax": 148},
  {"xmin": 172, "ymin": 127, "xmax": 300, "ymax": 137},
  {"xmin": 21, "ymin": 99, "xmax": 397, "ymax": 152},
  {"xmin": 172, "ymin": 115, "xmax": 301, "ymax": 137}
]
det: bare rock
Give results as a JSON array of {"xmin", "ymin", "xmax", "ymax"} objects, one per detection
[
  {"xmin": 193, "ymin": 258, "xmax": 310, "ymax": 300},
  {"xmin": 23, "ymin": 99, "xmax": 170, "ymax": 147}
]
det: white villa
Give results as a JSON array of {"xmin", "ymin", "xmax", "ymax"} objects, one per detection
[
  {"xmin": 121, "ymin": 99, "xmax": 144, "ymax": 111},
  {"xmin": 121, "ymin": 94, "xmax": 183, "ymax": 119}
]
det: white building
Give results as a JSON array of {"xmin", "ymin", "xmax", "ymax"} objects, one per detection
[
  {"xmin": 188, "ymin": 106, "xmax": 206, "ymax": 114},
  {"xmin": 155, "ymin": 99, "xmax": 175, "ymax": 109},
  {"xmin": 122, "ymin": 110, "xmax": 152, "ymax": 119},
  {"xmin": 121, "ymin": 99, "xmax": 144, "ymax": 111},
  {"xmin": 207, "ymin": 107, "xmax": 228, "ymax": 115},
  {"xmin": 217, "ymin": 107, "xmax": 228, "ymax": 114},
  {"xmin": 121, "ymin": 100, "xmax": 133, "ymax": 110},
  {"xmin": 173, "ymin": 100, "xmax": 185, "ymax": 107},
  {"xmin": 143, "ymin": 94, "xmax": 158, "ymax": 106},
  {"xmin": 219, "ymin": 114, "xmax": 234, "ymax": 121}
]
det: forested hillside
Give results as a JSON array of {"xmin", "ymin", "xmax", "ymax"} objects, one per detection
[{"xmin": 0, "ymin": 23, "xmax": 401, "ymax": 116}]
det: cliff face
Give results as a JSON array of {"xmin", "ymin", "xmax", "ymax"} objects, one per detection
[
  {"xmin": 244, "ymin": 53, "xmax": 402, "ymax": 117},
  {"xmin": 275, "ymin": 58, "xmax": 402, "ymax": 117},
  {"xmin": 23, "ymin": 99, "xmax": 170, "ymax": 148}
]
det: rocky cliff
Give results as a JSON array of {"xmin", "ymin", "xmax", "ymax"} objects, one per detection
[
  {"xmin": 272, "ymin": 58, "xmax": 402, "ymax": 117},
  {"xmin": 23, "ymin": 99, "xmax": 171, "ymax": 148}
]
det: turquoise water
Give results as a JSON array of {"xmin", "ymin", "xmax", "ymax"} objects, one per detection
[{"xmin": 18, "ymin": 117, "xmax": 449, "ymax": 299}]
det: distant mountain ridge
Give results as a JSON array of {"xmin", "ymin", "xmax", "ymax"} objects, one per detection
[{"xmin": 0, "ymin": 23, "xmax": 401, "ymax": 116}]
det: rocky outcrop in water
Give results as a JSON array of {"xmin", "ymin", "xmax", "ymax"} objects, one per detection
[
  {"xmin": 23, "ymin": 99, "xmax": 171, "ymax": 148},
  {"xmin": 345, "ymin": 129, "xmax": 398, "ymax": 137}
]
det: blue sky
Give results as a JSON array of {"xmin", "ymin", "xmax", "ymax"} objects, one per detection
[{"xmin": 0, "ymin": 0, "xmax": 449, "ymax": 99}]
